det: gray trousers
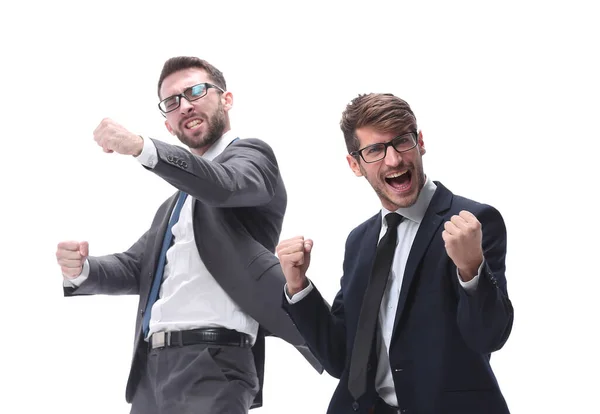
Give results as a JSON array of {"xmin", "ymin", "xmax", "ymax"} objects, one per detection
[{"xmin": 130, "ymin": 343, "xmax": 259, "ymax": 414}]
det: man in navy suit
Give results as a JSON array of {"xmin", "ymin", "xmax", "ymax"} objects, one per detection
[{"xmin": 277, "ymin": 93, "xmax": 513, "ymax": 413}]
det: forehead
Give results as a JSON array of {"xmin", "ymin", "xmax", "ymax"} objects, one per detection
[
  {"xmin": 355, "ymin": 127, "xmax": 397, "ymax": 147},
  {"xmin": 160, "ymin": 68, "xmax": 211, "ymax": 99}
]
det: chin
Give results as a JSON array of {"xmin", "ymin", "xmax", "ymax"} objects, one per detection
[{"xmin": 387, "ymin": 191, "xmax": 419, "ymax": 209}]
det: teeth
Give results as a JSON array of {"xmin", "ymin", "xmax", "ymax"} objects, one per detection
[
  {"xmin": 186, "ymin": 119, "xmax": 201, "ymax": 128},
  {"xmin": 386, "ymin": 171, "xmax": 407, "ymax": 179}
]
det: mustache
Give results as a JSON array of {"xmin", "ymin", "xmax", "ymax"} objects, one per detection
[
  {"xmin": 179, "ymin": 113, "xmax": 205, "ymax": 127},
  {"xmin": 382, "ymin": 165, "xmax": 411, "ymax": 175}
]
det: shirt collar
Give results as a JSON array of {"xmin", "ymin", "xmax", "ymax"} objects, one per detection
[
  {"xmin": 381, "ymin": 176, "xmax": 437, "ymax": 226},
  {"xmin": 202, "ymin": 130, "xmax": 238, "ymax": 161}
]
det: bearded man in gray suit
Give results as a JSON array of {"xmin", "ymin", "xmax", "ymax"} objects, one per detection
[{"xmin": 55, "ymin": 56, "xmax": 320, "ymax": 414}]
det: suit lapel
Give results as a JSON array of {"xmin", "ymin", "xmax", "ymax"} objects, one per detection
[
  {"xmin": 350, "ymin": 213, "xmax": 383, "ymax": 303},
  {"xmin": 391, "ymin": 182, "xmax": 453, "ymax": 337}
]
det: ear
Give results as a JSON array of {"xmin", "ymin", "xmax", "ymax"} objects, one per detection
[
  {"xmin": 165, "ymin": 120, "xmax": 175, "ymax": 136},
  {"xmin": 418, "ymin": 130, "xmax": 426, "ymax": 156},
  {"xmin": 346, "ymin": 154, "xmax": 363, "ymax": 177},
  {"xmin": 222, "ymin": 91, "xmax": 233, "ymax": 113}
]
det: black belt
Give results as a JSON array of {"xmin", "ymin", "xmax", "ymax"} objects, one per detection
[
  {"xmin": 148, "ymin": 328, "xmax": 252, "ymax": 349},
  {"xmin": 373, "ymin": 398, "xmax": 402, "ymax": 414}
]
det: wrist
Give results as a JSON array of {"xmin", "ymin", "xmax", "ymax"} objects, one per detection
[
  {"xmin": 457, "ymin": 257, "xmax": 483, "ymax": 282},
  {"xmin": 286, "ymin": 278, "xmax": 309, "ymax": 296},
  {"xmin": 133, "ymin": 135, "xmax": 144, "ymax": 157},
  {"xmin": 63, "ymin": 269, "xmax": 82, "ymax": 279},
  {"xmin": 457, "ymin": 267, "xmax": 477, "ymax": 282}
]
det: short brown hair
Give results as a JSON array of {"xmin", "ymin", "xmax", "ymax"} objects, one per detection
[
  {"xmin": 157, "ymin": 56, "xmax": 227, "ymax": 98},
  {"xmin": 340, "ymin": 93, "xmax": 417, "ymax": 153}
]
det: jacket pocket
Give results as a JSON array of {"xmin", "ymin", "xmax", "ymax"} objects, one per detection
[{"xmin": 440, "ymin": 390, "xmax": 507, "ymax": 413}]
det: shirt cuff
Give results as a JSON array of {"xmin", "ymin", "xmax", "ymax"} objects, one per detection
[
  {"xmin": 457, "ymin": 260, "xmax": 484, "ymax": 294},
  {"xmin": 63, "ymin": 260, "xmax": 90, "ymax": 288},
  {"xmin": 135, "ymin": 136, "xmax": 158, "ymax": 168},
  {"xmin": 284, "ymin": 280, "xmax": 314, "ymax": 304}
]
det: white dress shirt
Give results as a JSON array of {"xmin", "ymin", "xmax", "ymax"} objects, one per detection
[
  {"xmin": 65, "ymin": 130, "xmax": 259, "ymax": 343},
  {"xmin": 286, "ymin": 177, "xmax": 481, "ymax": 406}
]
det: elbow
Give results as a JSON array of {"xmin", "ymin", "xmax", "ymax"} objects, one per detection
[
  {"xmin": 461, "ymin": 308, "xmax": 514, "ymax": 354},
  {"xmin": 322, "ymin": 360, "xmax": 345, "ymax": 379}
]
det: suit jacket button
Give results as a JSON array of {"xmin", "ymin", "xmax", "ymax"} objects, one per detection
[{"xmin": 352, "ymin": 401, "xmax": 359, "ymax": 411}]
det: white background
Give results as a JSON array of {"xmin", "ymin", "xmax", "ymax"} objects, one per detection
[{"xmin": 1, "ymin": 1, "xmax": 598, "ymax": 413}]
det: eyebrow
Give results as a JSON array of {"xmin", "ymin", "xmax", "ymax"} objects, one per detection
[{"xmin": 161, "ymin": 83, "xmax": 201, "ymax": 100}]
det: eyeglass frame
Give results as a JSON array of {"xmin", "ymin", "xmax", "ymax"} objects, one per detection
[
  {"xmin": 158, "ymin": 82, "xmax": 226, "ymax": 115},
  {"xmin": 350, "ymin": 131, "xmax": 419, "ymax": 163}
]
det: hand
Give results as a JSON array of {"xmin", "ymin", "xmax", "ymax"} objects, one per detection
[
  {"xmin": 276, "ymin": 236, "xmax": 313, "ymax": 296},
  {"xmin": 93, "ymin": 118, "xmax": 143, "ymax": 156},
  {"xmin": 442, "ymin": 210, "xmax": 484, "ymax": 281},
  {"xmin": 56, "ymin": 241, "xmax": 89, "ymax": 279}
]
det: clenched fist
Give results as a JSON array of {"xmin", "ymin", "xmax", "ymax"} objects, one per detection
[
  {"xmin": 276, "ymin": 236, "xmax": 313, "ymax": 296},
  {"xmin": 442, "ymin": 210, "xmax": 484, "ymax": 282},
  {"xmin": 56, "ymin": 241, "xmax": 89, "ymax": 279},
  {"xmin": 93, "ymin": 118, "xmax": 143, "ymax": 155}
]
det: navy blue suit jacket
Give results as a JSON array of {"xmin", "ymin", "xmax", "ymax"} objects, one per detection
[{"xmin": 283, "ymin": 182, "xmax": 513, "ymax": 414}]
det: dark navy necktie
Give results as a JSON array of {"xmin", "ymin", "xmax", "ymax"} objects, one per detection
[
  {"xmin": 348, "ymin": 212, "xmax": 403, "ymax": 400},
  {"xmin": 142, "ymin": 191, "xmax": 188, "ymax": 337}
]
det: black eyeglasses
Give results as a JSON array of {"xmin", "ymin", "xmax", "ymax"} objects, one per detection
[
  {"xmin": 158, "ymin": 83, "xmax": 225, "ymax": 114},
  {"xmin": 350, "ymin": 131, "xmax": 418, "ymax": 163}
]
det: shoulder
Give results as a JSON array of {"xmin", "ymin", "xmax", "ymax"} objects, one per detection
[
  {"xmin": 449, "ymin": 193, "xmax": 505, "ymax": 235},
  {"xmin": 452, "ymin": 194, "xmax": 502, "ymax": 218},
  {"xmin": 223, "ymin": 137, "xmax": 277, "ymax": 161},
  {"xmin": 229, "ymin": 137, "xmax": 273, "ymax": 152},
  {"xmin": 345, "ymin": 212, "xmax": 380, "ymax": 245},
  {"xmin": 435, "ymin": 182, "xmax": 505, "ymax": 229}
]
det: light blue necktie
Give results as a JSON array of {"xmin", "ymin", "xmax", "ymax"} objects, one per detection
[{"xmin": 142, "ymin": 191, "xmax": 188, "ymax": 337}]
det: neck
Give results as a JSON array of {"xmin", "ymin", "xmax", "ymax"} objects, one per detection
[{"xmin": 190, "ymin": 126, "xmax": 232, "ymax": 157}]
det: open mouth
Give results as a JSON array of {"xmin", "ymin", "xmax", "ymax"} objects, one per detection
[
  {"xmin": 184, "ymin": 118, "xmax": 203, "ymax": 130},
  {"xmin": 384, "ymin": 170, "xmax": 412, "ymax": 192}
]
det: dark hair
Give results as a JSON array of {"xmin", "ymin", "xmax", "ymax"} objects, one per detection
[
  {"xmin": 340, "ymin": 93, "xmax": 417, "ymax": 153},
  {"xmin": 157, "ymin": 56, "xmax": 227, "ymax": 98}
]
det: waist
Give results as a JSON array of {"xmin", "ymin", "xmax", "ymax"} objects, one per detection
[
  {"xmin": 148, "ymin": 327, "xmax": 253, "ymax": 350},
  {"xmin": 150, "ymin": 276, "xmax": 259, "ymax": 339},
  {"xmin": 147, "ymin": 319, "xmax": 258, "ymax": 343}
]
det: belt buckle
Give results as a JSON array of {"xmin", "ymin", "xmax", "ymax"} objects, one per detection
[{"xmin": 152, "ymin": 331, "xmax": 168, "ymax": 349}]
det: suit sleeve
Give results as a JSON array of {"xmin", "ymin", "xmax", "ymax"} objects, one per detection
[
  {"xmin": 63, "ymin": 231, "xmax": 148, "ymax": 297},
  {"xmin": 147, "ymin": 138, "xmax": 279, "ymax": 208},
  {"xmin": 455, "ymin": 205, "xmax": 514, "ymax": 354},
  {"xmin": 281, "ymin": 231, "xmax": 360, "ymax": 378},
  {"xmin": 282, "ymin": 285, "xmax": 347, "ymax": 378}
]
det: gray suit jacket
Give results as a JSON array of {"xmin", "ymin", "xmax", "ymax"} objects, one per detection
[{"xmin": 64, "ymin": 137, "xmax": 321, "ymax": 408}]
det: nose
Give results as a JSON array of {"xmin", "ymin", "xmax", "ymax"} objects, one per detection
[
  {"xmin": 179, "ymin": 97, "xmax": 195, "ymax": 114},
  {"xmin": 384, "ymin": 145, "xmax": 402, "ymax": 167}
]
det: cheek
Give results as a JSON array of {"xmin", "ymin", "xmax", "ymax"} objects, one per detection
[
  {"xmin": 363, "ymin": 165, "xmax": 380, "ymax": 180},
  {"xmin": 165, "ymin": 117, "xmax": 179, "ymax": 133},
  {"xmin": 403, "ymin": 153, "xmax": 420, "ymax": 166},
  {"xmin": 193, "ymin": 99, "xmax": 214, "ymax": 114}
]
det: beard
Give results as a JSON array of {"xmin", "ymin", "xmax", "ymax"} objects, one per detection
[
  {"xmin": 175, "ymin": 101, "xmax": 227, "ymax": 151},
  {"xmin": 361, "ymin": 160, "xmax": 426, "ymax": 210}
]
